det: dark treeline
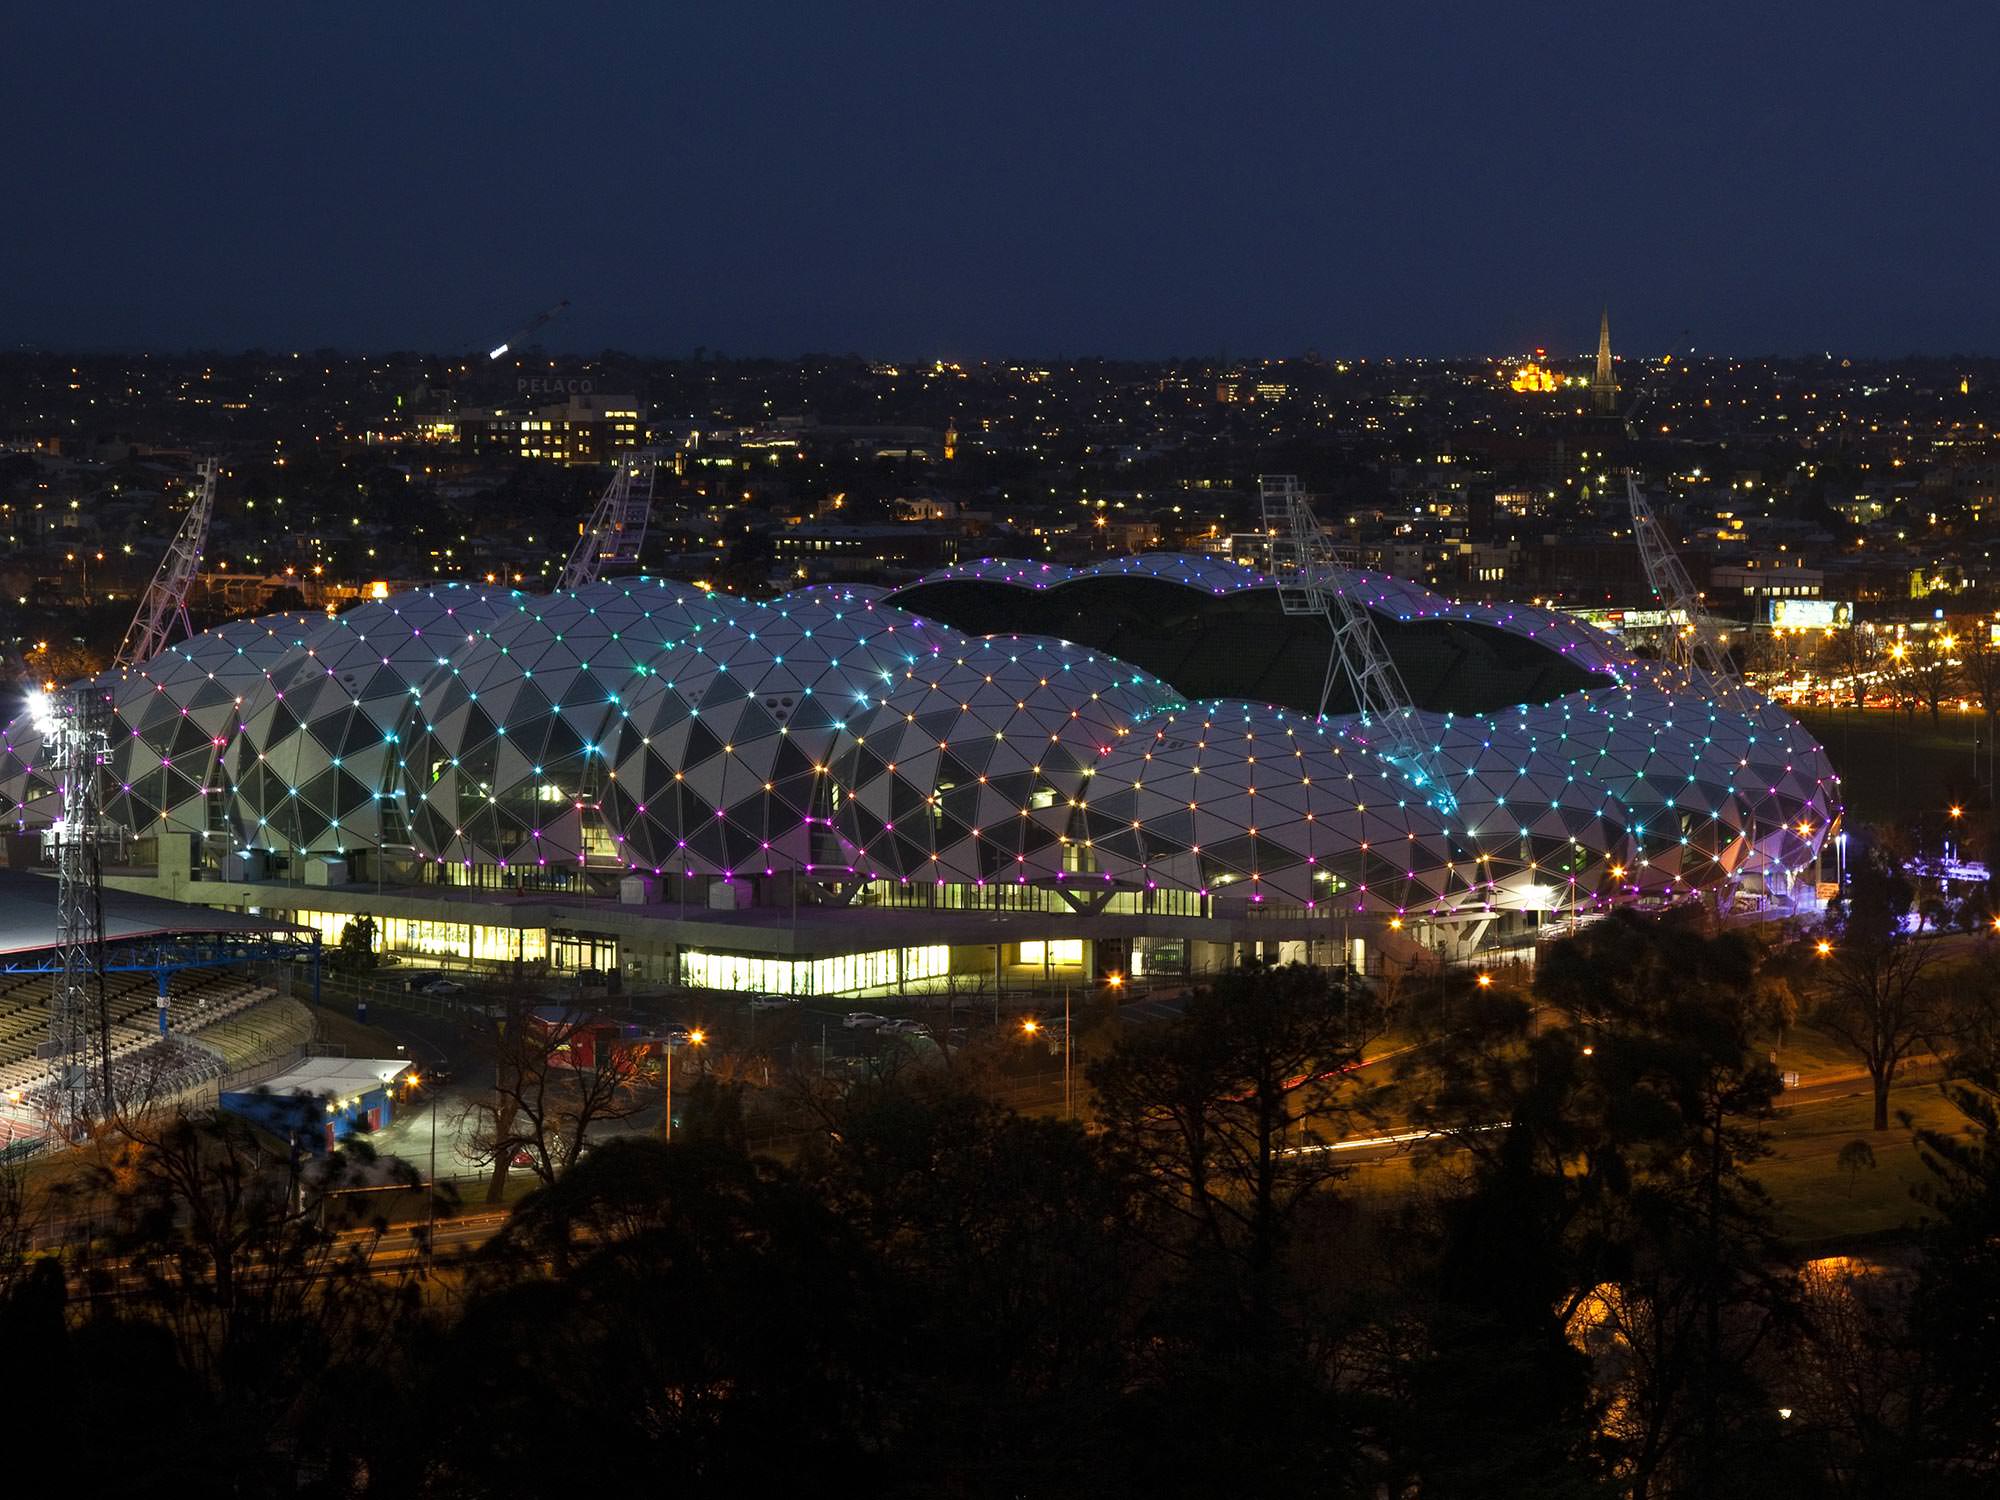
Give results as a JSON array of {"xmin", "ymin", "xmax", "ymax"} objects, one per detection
[{"xmin": 6, "ymin": 913, "xmax": 2000, "ymax": 1498}]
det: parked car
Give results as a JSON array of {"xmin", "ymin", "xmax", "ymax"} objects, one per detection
[
  {"xmin": 842, "ymin": 1012, "xmax": 889, "ymax": 1030},
  {"xmin": 418, "ymin": 978, "xmax": 464, "ymax": 997},
  {"xmin": 746, "ymin": 994, "xmax": 797, "ymax": 1012},
  {"xmin": 880, "ymin": 1019, "xmax": 932, "ymax": 1038}
]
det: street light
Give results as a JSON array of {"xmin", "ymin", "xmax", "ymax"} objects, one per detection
[
  {"xmin": 664, "ymin": 1029, "xmax": 705, "ymax": 1143},
  {"xmin": 1476, "ymin": 972, "xmax": 1493, "ymax": 988},
  {"xmin": 1024, "ymin": 998, "xmax": 1074, "ymax": 1118},
  {"xmin": 402, "ymin": 1069, "xmax": 439, "ymax": 1261},
  {"xmin": 1816, "ymin": 939, "xmax": 1832, "ymax": 957}
]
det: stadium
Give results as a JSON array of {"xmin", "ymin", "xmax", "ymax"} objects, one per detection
[
  {"xmin": 0, "ymin": 551, "xmax": 1841, "ymax": 997},
  {"xmin": 0, "ymin": 869, "xmax": 320, "ymax": 1149}
]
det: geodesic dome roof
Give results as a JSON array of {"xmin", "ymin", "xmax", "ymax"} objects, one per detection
[
  {"xmin": 227, "ymin": 585, "xmax": 522, "ymax": 854},
  {"xmin": 99, "ymin": 611, "xmax": 332, "ymax": 838},
  {"xmin": 600, "ymin": 590, "xmax": 963, "ymax": 875},
  {"xmin": 827, "ymin": 633, "xmax": 1186, "ymax": 887},
  {"xmin": 0, "ymin": 556, "xmax": 1839, "ymax": 921},
  {"xmin": 399, "ymin": 579, "xmax": 776, "ymax": 868}
]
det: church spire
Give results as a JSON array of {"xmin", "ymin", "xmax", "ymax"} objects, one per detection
[{"xmin": 1592, "ymin": 308, "xmax": 1618, "ymax": 414}]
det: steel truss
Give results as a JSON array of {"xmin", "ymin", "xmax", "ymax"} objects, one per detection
[
  {"xmin": 560, "ymin": 450, "xmax": 658, "ymax": 589},
  {"xmin": 117, "ymin": 457, "xmax": 217, "ymax": 668},
  {"xmin": 1626, "ymin": 476, "xmax": 1748, "ymax": 706},
  {"xmin": 1258, "ymin": 475, "xmax": 1457, "ymax": 811}
]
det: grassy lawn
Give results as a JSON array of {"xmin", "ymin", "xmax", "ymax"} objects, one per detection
[
  {"xmin": 1756, "ymin": 1079, "xmax": 1972, "ymax": 1245},
  {"xmin": 307, "ymin": 1001, "xmax": 412, "ymax": 1059},
  {"xmin": 1793, "ymin": 705, "xmax": 1989, "ymax": 826},
  {"xmin": 1768, "ymin": 1021, "xmax": 1882, "ymax": 1078}
]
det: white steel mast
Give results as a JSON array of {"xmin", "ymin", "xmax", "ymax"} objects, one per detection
[
  {"xmin": 560, "ymin": 451, "xmax": 658, "ymax": 589},
  {"xmin": 116, "ymin": 457, "xmax": 217, "ymax": 668},
  {"xmin": 1626, "ymin": 475, "xmax": 1747, "ymax": 706},
  {"xmin": 1259, "ymin": 474, "xmax": 1457, "ymax": 811}
]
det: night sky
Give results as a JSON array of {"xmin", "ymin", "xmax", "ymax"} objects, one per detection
[{"xmin": 7, "ymin": 2, "xmax": 1996, "ymax": 358}]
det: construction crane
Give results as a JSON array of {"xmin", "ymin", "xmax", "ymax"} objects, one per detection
[
  {"xmin": 488, "ymin": 298, "xmax": 570, "ymax": 361},
  {"xmin": 1259, "ymin": 475, "xmax": 1456, "ymax": 811},
  {"xmin": 1626, "ymin": 475, "xmax": 1748, "ymax": 704},
  {"xmin": 560, "ymin": 450, "xmax": 659, "ymax": 589},
  {"xmin": 116, "ymin": 457, "xmax": 217, "ymax": 669}
]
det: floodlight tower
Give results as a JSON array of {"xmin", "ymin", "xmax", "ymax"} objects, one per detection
[
  {"xmin": 1258, "ymin": 475, "xmax": 1457, "ymax": 811},
  {"xmin": 31, "ymin": 684, "xmax": 115, "ymax": 1132},
  {"xmin": 1626, "ymin": 476, "xmax": 1748, "ymax": 707},
  {"xmin": 560, "ymin": 450, "xmax": 659, "ymax": 589},
  {"xmin": 116, "ymin": 457, "xmax": 218, "ymax": 668}
]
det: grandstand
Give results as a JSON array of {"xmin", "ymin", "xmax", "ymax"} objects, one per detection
[{"xmin": 0, "ymin": 870, "xmax": 320, "ymax": 1146}]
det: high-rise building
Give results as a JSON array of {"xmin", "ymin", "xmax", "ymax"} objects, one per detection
[{"xmin": 1592, "ymin": 308, "xmax": 1619, "ymax": 414}]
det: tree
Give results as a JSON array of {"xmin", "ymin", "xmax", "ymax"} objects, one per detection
[
  {"xmin": 1836, "ymin": 1137, "xmax": 1877, "ymax": 1195},
  {"xmin": 796, "ymin": 1075, "xmax": 1152, "ymax": 1494},
  {"xmin": 1086, "ymin": 962, "xmax": 1384, "ymax": 1494},
  {"xmin": 1903, "ymin": 1062, "xmax": 2000, "ymax": 1488},
  {"xmin": 1401, "ymin": 913, "xmax": 1798, "ymax": 1497},
  {"xmin": 1961, "ymin": 626, "xmax": 2000, "ymax": 793},
  {"xmin": 70, "ymin": 1104, "xmax": 428, "ymax": 1492},
  {"xmin": 1818, "ymin": 626, "xmax": 1876, "ymax": 713},
  {"xmin": 1894, "ymin": 629, "xmax": 1957, "ymax": 727},
  {"xmin": 1814, "ymin": 858, "xmax": 1948, "ymax": 1130},
  {"xmin": 454, "ymin": 997, "xmax": 650, "ymax": 1200},
  {"xmin": 333, "ymin": 914, "xmax": 377, "ymax": 974},
  {"xmin": 24, "ymin": 636, "xmax": 103, "ymax": 690},
  {"xmin": 1087, "ymin": 961, "xmax": 1380, "ymax": 1295},
  {"xmin": 425, "ymin": 1136, "xmax": 893, "ymax": 1493}
]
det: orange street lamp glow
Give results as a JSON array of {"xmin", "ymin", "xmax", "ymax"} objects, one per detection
[
  {"xmin": 688, "ymin": 1029, "xmax": 706, "ymax": 1047},
  {"xmin": 1610, "ymin": 863, "xmax": 1627, "ymax": 880},
  {"xmin": 1949, "ymin": 805, "xmax": 1963, "ymax": 819},
  {"xmin": 1106, "ymin": 972, "xmax": 1124, "ymax": 988},
  {"xmin": 1021, "ymin": 1017, "xmax": 1040, "ymax": 1037},
  {"xmin": 1816, "ymin": 939, "xmax": 1832, "ymax": 957},
  {"xmin": 1476, "ymin": 973, "xmax": 1493, "ymax": 988}
]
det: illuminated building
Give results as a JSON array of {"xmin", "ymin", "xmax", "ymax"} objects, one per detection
[
  {"xmin": 1593, "ymin": 308, "xmax": 1619, "ymax": 414},
  {"xmin": 425, "ymin": 393, "xmax": 644, "ymax": 464},
  {"xmin": 1510, "ymin": 360, "xmax": 1561, "ymax": 393},
  {"xmin": 0, "ymin": 556, "xmax": 1841, "ymax": 993}
]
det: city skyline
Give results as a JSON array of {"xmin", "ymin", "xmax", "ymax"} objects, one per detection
[{"xmin": 6, "ymin": 3, "xmax": 1997, "ymax": 357}]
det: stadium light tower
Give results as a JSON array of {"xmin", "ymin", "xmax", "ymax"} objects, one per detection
[
  {"xmin": 560, "ymin": 450, "xmax": 659, "ymax": 589},
  {"xmin": 1258, "ymin": 475, "xmax": 1457, "ymax": 812},
  {"xmin": 31, "ymin": 683, "xmax": 116, "ymax": 1132},
  {"xmin": 115, "ymin": 457, "xmax": 217, "ymax": 669}
]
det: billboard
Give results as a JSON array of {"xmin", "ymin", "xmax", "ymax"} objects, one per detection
[{"xmin": 1768, "ymin": 599, "xmax": 1854, "ymax": 629}]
